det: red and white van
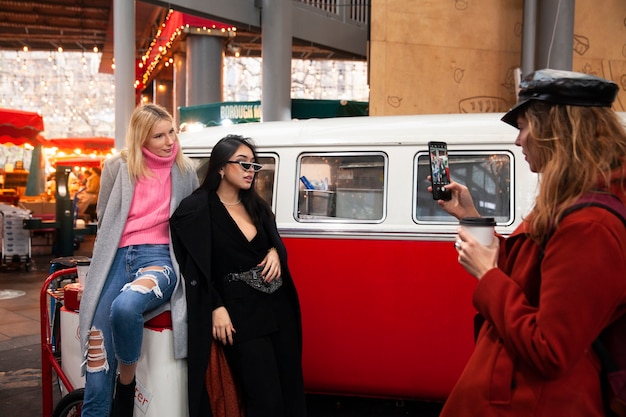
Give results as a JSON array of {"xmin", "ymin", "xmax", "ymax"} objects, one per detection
[{"xmin": 178, "ymin": 113, "xmax": 537, "ymax": 402}]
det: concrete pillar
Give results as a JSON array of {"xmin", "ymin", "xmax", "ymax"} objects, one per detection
[
  {"xmin": 261, "ymin": 0, "xmax": 292, "ymax": 122},
  {"xmin": 114, "ymin": 0, "xmax": 136, "ymax": 150},
  {"xmin": 186, "ymin": 35, "xmax": 223, "ymax": 106},
  {"xmin": 521, "ymin": 0, "xmax": 537, "ymax": 77},
  {"xmin": 536, "ymin": 0, "xmax": 575, "ymax": 70},
  {"xmin": 153, "ymin": 79, "xmax": 173, "ymax": 115},
  {"xmin": 173, "ymin": 52, "xmax": 186, "ymax": 127}
]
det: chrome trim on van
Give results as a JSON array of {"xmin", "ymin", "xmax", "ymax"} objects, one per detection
[{"xmin": 278, "ymin": 227, "xmax": 512, "ymax": 241}]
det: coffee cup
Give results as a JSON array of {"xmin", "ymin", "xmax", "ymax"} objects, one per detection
[
  {"xmin": 76, "ymin": 259, "xmax": 91, "ymax": 288},
  {"xmin": 460, "ymin": 217, "xmax": 496, "ymax": 246}
]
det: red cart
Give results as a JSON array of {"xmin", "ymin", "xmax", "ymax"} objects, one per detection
[
  {"xmin": 40, "ymin": 266, "xmax": 189, "ymax": 417},
  {"xmin": 40, "ymin": 267, "xmax": 84, "ymax": 417}
]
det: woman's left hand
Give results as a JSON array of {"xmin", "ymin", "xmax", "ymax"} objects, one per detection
[
  {"xmin": 258, "ymin": 247, "xmax": 281, "ymax": 282},
  {"xmin": 455, "ymin": 228, "xmax": 499, "ymax": 279}
]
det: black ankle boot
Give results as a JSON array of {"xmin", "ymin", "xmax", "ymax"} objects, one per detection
[{"xmin": 111, "ymin": 375, "xmax": 136, "ymax": 417}]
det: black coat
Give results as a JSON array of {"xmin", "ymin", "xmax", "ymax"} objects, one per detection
[{"xmin": 170, "ymin": 188, "xmax": 303, "ymax": 417}]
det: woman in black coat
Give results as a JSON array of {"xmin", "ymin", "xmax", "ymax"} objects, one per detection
[{"xmin": 170, "ymin": 134, "xmax": 306, "ymax": 417}]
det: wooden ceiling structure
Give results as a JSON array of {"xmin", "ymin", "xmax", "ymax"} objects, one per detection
[
  {"xmin": 0, "ymin": 0, "xmax": 362, "ymax": 77},
  {"xmin": 0, "ymin": 0, "xmax": 111, "ymax": 53}
]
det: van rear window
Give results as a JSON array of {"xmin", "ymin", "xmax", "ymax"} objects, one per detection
[
  {"xmin": 189, "ymin": 155, "xmax": 277, "ymax": 208},
  {"xmin": 414, "ymin": 152, "xmax": 512, "ymax": 224}
]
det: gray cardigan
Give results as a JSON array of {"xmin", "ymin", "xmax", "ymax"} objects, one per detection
[{"xmin": 78, "ymin": 154, "xmax": 199, "ymax": 372}]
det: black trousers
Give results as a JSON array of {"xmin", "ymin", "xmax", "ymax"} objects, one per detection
[{"xmin": 224, "ymin": 303, "xmax": 306, "ymax": 417}]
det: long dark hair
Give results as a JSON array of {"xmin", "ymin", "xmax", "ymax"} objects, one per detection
[{"xmin": 198, "ymin": 134, "xmax": 272, "ymax": 225}]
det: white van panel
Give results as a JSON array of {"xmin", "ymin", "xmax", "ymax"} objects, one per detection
[
  {"xmin": 180, "ymin": 113, "xmax": 538, "ymax": 238},
  {"xmin": 177, "ymin": 112, "xmax": 626, "ymax": 401}
]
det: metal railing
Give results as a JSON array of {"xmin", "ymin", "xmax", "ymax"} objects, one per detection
[{"xmin": 295, "ymin": 0, "xmax": 369, "ymax": 25}]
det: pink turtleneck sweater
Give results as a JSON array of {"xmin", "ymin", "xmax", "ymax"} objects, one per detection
[{"xmin": 118, "ymin": 144, "xmax": 177, "ymax": 248}]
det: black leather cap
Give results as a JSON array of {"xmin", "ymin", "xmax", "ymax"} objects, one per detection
[{"xmin": 501, "ymin": 68, "xmax": 619, "ymax": 128}]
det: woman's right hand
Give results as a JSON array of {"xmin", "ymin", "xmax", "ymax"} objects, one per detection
[
  {"xmin": 427, "ymin": 176, "xmax": 480, "ymax": 220},
  {"xmin": 212, "ymin": 306, "xmax": 236, "ymax": 345}
]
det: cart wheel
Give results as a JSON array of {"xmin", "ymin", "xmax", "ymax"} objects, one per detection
[{"xmin": 52, "ymin": 388, "xmax": 84, "ymax": 417}]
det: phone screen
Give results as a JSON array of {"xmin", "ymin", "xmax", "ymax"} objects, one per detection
[{"xmin": 428, "ymin": 141, "xmax": 452, "ymax": 200}]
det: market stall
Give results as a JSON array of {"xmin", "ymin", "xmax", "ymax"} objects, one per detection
[
  {"xmin": 0, "ymin": 108, "xmax": 46, "ymax": 201},
  {"xmin": 50, "ymin": 155, "xmax": 106, "ymax": 169},
  {"xmin": 16, "ymin": 136, "xmax": 111, "ymax": 255},
  {"xmin": 0, "ymin": 108, "xmax": 45, "ymax": 146},
  {"xmin": 0, "ymin": 113, "xmax": 110, "ymax": 256},
  {"xmin": 47, "ymin": 137, "xmax": 114, "ymax": 153},
  {"xmin": 42, "ymin": 136, "xmax": 112, "ymax": 193}
]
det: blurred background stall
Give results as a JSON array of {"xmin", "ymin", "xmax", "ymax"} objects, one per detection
[
  {"xmin": 19, "ymin": 136, "xmax": 112, "ymax": 217},
  {"xmin": 0, "ymin": 107, "xmax": 45, "ymax": 203}
]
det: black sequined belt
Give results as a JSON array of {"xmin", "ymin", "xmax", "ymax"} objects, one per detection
[{"xmin": 225, "ymin": 266, "xmax": 283, "ymax": 294}]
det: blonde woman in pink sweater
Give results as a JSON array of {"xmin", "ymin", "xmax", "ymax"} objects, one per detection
[{"xmin": 79, "ymin": 103, "xmax": 198, "ymax": 417}]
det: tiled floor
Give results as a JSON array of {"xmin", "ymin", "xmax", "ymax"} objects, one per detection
[
  {"xmin": 0, "ymin": 236, "xmax": 95, "ymax": 417},
  {"xmin": 0, "ymin": 235, "xmax": 94, "ymax": 348},
  {"xmin": 0, "ymin": 284, "xmax": 42, "ymax": 342},
  {"xmin": 0, "ymin": 272, "xmax": 48, "ymax": 344}
]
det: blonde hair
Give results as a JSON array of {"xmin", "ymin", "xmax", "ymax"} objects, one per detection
[
  {"xmin": 525, "ymin": 102, "xmax": 626, "ymax": 242},
  {"xmin": 121, "ymin": 103, "xmax": 194, "ymax": 181}
]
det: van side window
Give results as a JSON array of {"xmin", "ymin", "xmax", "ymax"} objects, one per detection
[
  {"xmin": 297, "ymin": 153, "xmax": 387, "ymax": 222},
  {"xmin": 414, "ymin": 152, "xmax": 512, "ymax": 224},
  {"xmin": 255, "ymin": 156, "xmax": 276, "ymax": 207},
  {"xmin": 190, "ymin": 155, "xmax": 277, "ymax": 209}
]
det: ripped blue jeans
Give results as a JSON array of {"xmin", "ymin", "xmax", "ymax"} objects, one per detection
[{"xmin": 81, "ymin": 244, "xmax": 176, "ymax": 417}]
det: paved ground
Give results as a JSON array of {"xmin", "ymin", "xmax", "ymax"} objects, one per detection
[{"xmin": 0, "ymin": 236, "xmax": 93, "ymax": 417}]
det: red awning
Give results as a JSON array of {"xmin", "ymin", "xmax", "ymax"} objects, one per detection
[
  {"xmin": 0, "ymin": 108, "xmax": 45, "ymax": 146},
  {"xmin": 51, "ymin": 155, "xmax": 105, "ymax": 168},
  {"xmin": 47, "ymin": 137, "xmax": 114, "ymax": 152}
]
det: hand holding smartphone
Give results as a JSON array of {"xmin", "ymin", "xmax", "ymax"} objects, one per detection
[{"xmin": 428, "ymin": 141, "xmax": 452, "ymax": 201}]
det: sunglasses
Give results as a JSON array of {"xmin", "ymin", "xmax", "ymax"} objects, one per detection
[{"xmin": 226, "ymin": 160, "xmax": 263, "ymax": 172}]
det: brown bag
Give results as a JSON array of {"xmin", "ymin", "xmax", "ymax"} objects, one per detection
[{"xmin": 206, "ymin": 342, "xmax": 245, "ymax": 417}]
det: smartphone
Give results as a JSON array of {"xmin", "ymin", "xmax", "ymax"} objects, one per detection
[{"xmin": 428, "ymin": 141, "xmax": 452, "ymax": 201}]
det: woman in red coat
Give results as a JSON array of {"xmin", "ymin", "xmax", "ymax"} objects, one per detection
[{"xmin": 434, "ymin": 69, "xmax": 626, "ymax": 416}]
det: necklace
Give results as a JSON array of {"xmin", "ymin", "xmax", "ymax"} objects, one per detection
[
  {"xmin": 217, "ymin": 193, "xmax": 241, "ymax": 206},
  {"xmin": 220, "ymin": 199, "xmax": 241, "ymax": 206}
]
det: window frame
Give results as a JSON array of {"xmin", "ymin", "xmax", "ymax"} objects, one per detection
[
  {"xmin": 188, "ymin": 152, "xmax": 279, "ymax": 211},
  {"xmin": 255, "ymin": 153, "xmax": 279, "ymax": 210},
  {"xmin": 295, "ymin": 151, "xmax": 388, "ymax": 224},
  {"xmin": 412, "ymin": 149, "xmax": 515, "ymax": 226}
]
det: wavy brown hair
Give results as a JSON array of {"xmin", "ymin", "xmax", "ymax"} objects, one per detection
[{"xmin": 524, "ymin": 101, "xmax": 626, "ymax": 242}]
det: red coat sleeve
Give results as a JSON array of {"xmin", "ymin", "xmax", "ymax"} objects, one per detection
[{"xmin": 473, "ymin": 207, "xmax": 626, "ymax": 379}]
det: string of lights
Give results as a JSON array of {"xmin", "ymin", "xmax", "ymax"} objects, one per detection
[
  {"xmin": 0, "ymin": 51, "xmax": 368, "ymax": 140},
  {"xmin": 0, "ymin": 50, "xmax": 115, "ymax": 139}
]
